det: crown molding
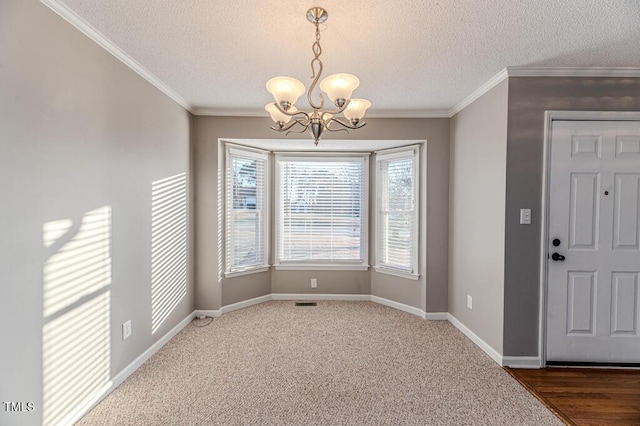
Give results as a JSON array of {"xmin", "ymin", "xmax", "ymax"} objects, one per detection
[
  {"xmin": 506, "ymin": 66, "xmax": 640, "ymax": 78},
  {"xmin": 40, "ymin": 0, "xmax": 194, "ymax": 113},
  {"xmin": 448, "ymin": 66, "xmax": 640, "ymax": 117},
  {"xmin": 191, "ymin": 108, "xmax": 268, "ymax": 117},
  {"xmin": 192, "ymin": 107, "xmax": 451, "ymax": 118},
  {"xmin": 448, "ymin": 68, "xmax": 509, "ymax": 117},
  {"xmin": 367, "ymin": 109, "xmax": 451, "ymax": 119}
]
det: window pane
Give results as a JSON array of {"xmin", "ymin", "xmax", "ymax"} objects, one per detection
[
  {"xmin": 380, "ymin": 211, "xmax": 413, "ymax": 269},
  {"xmin": 231, "ymin": 212, "xmax": 260, "ymax": 267},
  {"xmin": 377, "ymin": 149, "xmax": 417, "ymax": 273},
  {"xmin": 226, "ymin": 148, "xmax": 267, "ymax": 273},
  {"xmin": 232, "ymin": 157, "xmax": 258, "ymax": 210},
  {"xmin": 278, "ymin": 158, "xmax": 365, "ymax": 262},
  {"xmin": 385, "ymin": 158, "xmax": 414, "ymax": 211}
]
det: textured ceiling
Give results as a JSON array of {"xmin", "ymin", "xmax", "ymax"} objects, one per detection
[{"xmin": 51, "ymin": 0, "xmax": 640, "ymax": 116}]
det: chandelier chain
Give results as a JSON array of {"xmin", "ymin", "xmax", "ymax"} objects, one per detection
[{"xmin": 307, "ymin": 20, "xmax": 324, "ymax": 111}]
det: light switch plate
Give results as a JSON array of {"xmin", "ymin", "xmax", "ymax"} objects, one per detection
[
  {"xmin": 123, "ymin": 320, "xmax": 132, "ymax": 340},
  {"xmin": 520, "ymin": 208, "xmax": 531, "ymax": 225}
]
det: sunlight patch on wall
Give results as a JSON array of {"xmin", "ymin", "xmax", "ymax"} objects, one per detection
[
  {"xmin": 43, "ymin": 219, "xmax": 73, "ymax": 248},
  {"xmin": 42, "ymin": 206, "xmax": 112, "ymax": 426},
  {"xmin": 43, "ymin": 207, "xmax": 112, "ymax": 318},
  {"xmin": 151, "ymin": 173, "xmax": 187, "ymax": 333},
  {"xmin": 42, "ymin": 292, "xmax": 110, "ymax": 426}
]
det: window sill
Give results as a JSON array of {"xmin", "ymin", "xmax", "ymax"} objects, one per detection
[
  {"xmin": 373, "ymin": 266, "xmax": 420, "ymax": 281},
  {"xmin": 274, "ymin": 264, "xmax": 370, "ymax": 271},
  {"xmin": 224, "ymin": 266, "xmax": 270, "ymax": 278}
]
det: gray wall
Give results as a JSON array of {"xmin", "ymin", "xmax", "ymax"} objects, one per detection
[
  {"xmin": 503, "ymin": 77, "xmax": 640, "ymax": 356},
  {"xmin": 0, "ymin": 1, "xmax": 192, "ymax": 424},
  {"xmin": 449, "ymin": 80, "xmax": 509, "ymax": 354},
  {"xmin": 194, "ymin": 117, "xmax": 449, "ymax": 312}
]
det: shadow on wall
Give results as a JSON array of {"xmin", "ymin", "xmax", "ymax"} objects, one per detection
[
  {"xmin": 151, "ymin": 173, "xmax": 188, "ymax": 334},
  {"xmin": 42, "ymin": 206, "xmax": 112, "ymax": 425}
]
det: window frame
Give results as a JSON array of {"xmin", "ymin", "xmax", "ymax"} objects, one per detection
[
  {"xmin": 274, "ymin": 153, "xmax": 369, "ymax": 270},
  {"xmin": 224, "ymin": 144, "xmax": 270, "ymax": 277},
  {"xmin": 374, "ymin": 145, "xmax": 420, "ymax": 280}
]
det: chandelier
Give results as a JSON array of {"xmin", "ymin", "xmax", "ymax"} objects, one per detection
[{"xmin": 265, "ymin": 7, "xmax": 371, "ymax": 145}]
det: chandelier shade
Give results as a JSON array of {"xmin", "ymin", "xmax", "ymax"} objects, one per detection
[
  {"xmin": 319, "ymin": 74, "xmax": 360, "ymax": 104},
  {"xmin": 343, "ymin": 99, "xmax": 372, "ymax": 123},
  {"xmin": 265, "ymin": 7, "xmax": 370, "ymax": 145},
  {"xmin": 265, "ymin": 103, "xmax": 298, "ymax": 124},
  {"xmin": 265, "ymin": 77, "xmax": 305, "ymax": 107}
]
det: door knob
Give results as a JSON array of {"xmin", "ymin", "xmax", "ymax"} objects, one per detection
[{"xmin": 551, "ymin": 252, "xmax": 566, "ymax": 261}]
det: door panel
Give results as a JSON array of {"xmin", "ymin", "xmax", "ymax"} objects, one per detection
[
  {"xmin": 616, "ymin": 136, "xmax": 640, "ymax": 157},
  {"xmin": 547, "ymin": 120, "xmax": 640, "ymax": 363},
  {"xmin": 569, "ymin": 173, "xmax": 600, "ymax": 249},
  {"xmin": 572, "ymin": 135, "xmax": 602, "ymax": 158},
  {"xmin": 566, "ymin": 271, "xmax": 596, "ymax": 335},
  {"xmin": 613, "ymin": 174, "xmax": 640, "ymax": 250},
  {"xmin": 610, "ymin": 272, "xmax": 639, "ymax": 336}
]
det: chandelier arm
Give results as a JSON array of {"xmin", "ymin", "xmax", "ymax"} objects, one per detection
[
  {"xmin": 325, "ymin": 117, "xmax": 367, "ymax": 130},
  {"xmin": 272, "ymin": 117, "xmax": 310, "ymax": 133},
  {"xmin": 273, "ymin": 102, "xmax": 310, "ymax": 118},
  {"xmin": 323, "ymin": 125, "xmax": 349, "ymax": 134},
  {"xmin": 285, "ymin": 120, "xmax": 312, "ymax": 135},
  {"xmin": 307, "ymin": 20, "xmax": 325, "ymax": 111},
  {"xmin": 319, "ymin": 99, "xmax": 350, "ymax": 117}
]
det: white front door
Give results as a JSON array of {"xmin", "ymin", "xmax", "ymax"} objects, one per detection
[{"xmin": 546, "ymin": 119, "xmax": 640, "ymax": 363}]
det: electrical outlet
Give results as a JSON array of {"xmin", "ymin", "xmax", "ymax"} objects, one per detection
[
  {"xmin": 467, "ymin": 295, "xmax": 473, "ymax": 310},
  {"xmin": 520, "ymin": 208, "xmax": 532, "ymax": 225},
  {"xmin": 311, "ymin": 278, "xmax": 317, "ymax": 288},
  {"xmin": 122, "ymin": 320, "xmax": 132, "ymax": 340}
]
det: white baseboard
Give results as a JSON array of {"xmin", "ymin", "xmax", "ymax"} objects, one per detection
[
  {"xmin": 215, "ymin": 293, "xmax": 444, "ymax": 323},
  {"xmin": 424, "ymin": 312, "xmax": 448, "ymax": 320},
  {"xmin": 447, "ymin": 313, "xmax": 503, "ymax": 366},
  {"xmin": 194, "ymin": 309, "xmax": 222, "ymax": 318},
  {"xmin": 221, "ymin": 294, "xmax": 272, "ymax": 314},
  {"xmin": 272, "ymin": 293, "xmax": 370, "ymax": 301},
  {"xmin": 502, "ymin": 356, "xmax": 542, "ymax": 369},
  {"xmin": 64, "ymin": 311, "xmax": 196, "ymax": 425},
  {"xmin": 370, "ymin": 295, "xmax": 427, "ymax": 319}
]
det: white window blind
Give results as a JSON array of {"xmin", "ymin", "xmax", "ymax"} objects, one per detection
[
  {"xmin": 375, "ymin": 146, "xmax": 419, "ymax": 275},
  {"xmin": 225, "ymin": 146, "xmax": 268, "ymax": 274},
  {"xmin": 276, "ymin": 155, "xmax": 367, "ymax": 266}
]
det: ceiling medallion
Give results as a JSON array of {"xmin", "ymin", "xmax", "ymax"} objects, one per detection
[{"xmin": 265, "ymin": 7, "xmax": 371, "ymax": 145}]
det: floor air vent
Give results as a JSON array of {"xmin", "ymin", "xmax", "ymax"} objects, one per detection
[{"xmin": 295, "ymin": 302, "xmax": 317, "ymax": 306}]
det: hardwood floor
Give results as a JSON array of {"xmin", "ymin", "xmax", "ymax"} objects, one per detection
[{"xmin": 505, "ymin": 367, "xmax": 640, "ymax": 426}]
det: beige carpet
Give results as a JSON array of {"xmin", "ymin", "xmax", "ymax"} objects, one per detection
[{"xmin": 78, "ymin": 301, "xmax": 563, "ymax": 425}]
